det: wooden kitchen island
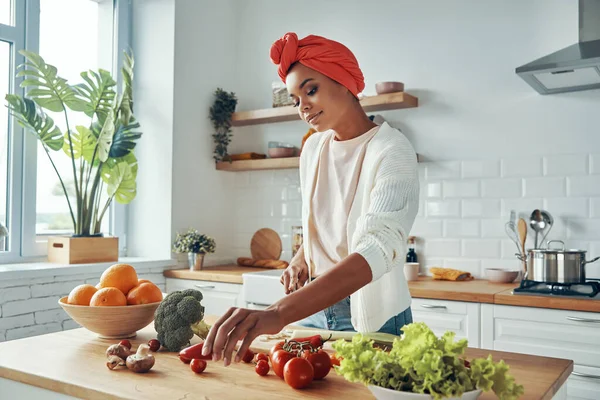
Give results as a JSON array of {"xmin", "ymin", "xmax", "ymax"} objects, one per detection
[{"xmin": 0, "ymin": 316, "xmax": 572, "ymax": 400}]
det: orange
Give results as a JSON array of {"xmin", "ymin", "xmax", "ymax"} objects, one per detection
[
  {"xmin": 67, "ymin": 284, "xmax": 98, "ymax": 306},
  {"xmin": 98, "ymin": 264, "xmax": 139, "ymax": 295},
  {"xmin": 95, "ymin": 283, "xmax": 102, "ymax": 289},
  {"xmin": 138, "ymin": 279, "xmax": 152, "ymax": 285},
  {"xmin": 90, "ymin": 287, "xmax": 127, "ymax": 306},
  {"xmin": 126, "ymin": 282, "xmax": 163, "ymax": 305}
]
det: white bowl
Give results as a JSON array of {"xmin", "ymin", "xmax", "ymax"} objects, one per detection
[
  {"xmin": 485, "ymin": 268, "xmax": 519, "ymax": 283},
  {"xmin": 368, "ymin": 386, "xmax": 483, "ymax": 400}
]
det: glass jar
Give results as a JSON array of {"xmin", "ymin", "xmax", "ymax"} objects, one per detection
[{"xmin": 292, "ymin": 226, "xmax": 303, "ymax": 257}]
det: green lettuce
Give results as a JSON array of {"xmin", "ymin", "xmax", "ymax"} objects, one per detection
[{"xmin": 332, "ymin": 322, "xmax": 524, "ymax": 400}]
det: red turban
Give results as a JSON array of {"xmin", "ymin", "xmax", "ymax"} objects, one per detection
[{"xmin": 269, "ymin": 32, "xmax": 365, "ymax": 98}]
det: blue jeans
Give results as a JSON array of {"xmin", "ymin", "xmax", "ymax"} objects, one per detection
[{"xmin": 296, "ymin": 296, "xmax": 413, "ymax": 335}]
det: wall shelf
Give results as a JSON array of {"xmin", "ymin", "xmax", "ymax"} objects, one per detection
[
  {"xmin": 231, "ymin": 92, "xmax": 418, "ymax": 126},
  {"xmin": 216, "ymin": 157, "xmax": 300, "ymax": 171},
  {"xmin": 216, "ymin": 154, "xmax": 422, "ymax": 172}
]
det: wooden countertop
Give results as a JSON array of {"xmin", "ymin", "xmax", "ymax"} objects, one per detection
[
  {"xmin": 164, "ymin": 266, "xmax": 600, "ymax": 313},
  {"xmin": 164, "ymin": 264, "xmax": 268, "ymax": 284},
  {"xmin": 0, "ymin": 316, "xmax": 572, "ymax": 400}
]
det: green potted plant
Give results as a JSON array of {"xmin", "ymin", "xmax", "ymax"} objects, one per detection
[
  {"xmin": 209, "ymin": 88, "xmax": 237, "ymax": 162},
  {"xmin": 172, "ymin": 228, "xmax": 216, "ymax": 271},
  {"xmin": 5, "ymin": 50, "xmax": 140, "ymax": 263}
]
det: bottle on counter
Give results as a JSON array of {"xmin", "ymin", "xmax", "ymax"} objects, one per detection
[{"xmin": 406, "ymin": 236, "xmax": 418, "ymax": 263}]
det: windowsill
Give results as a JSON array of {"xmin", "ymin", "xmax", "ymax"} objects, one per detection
[{"xmin": 0, "ymin": 257, "xmax": 177, "ymax": 281}]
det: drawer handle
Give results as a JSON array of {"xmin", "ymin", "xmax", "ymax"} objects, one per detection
[
  {"xmin": 420, "ymin": 304, "xmax": 447, "ymax": 309},
  {"xmin": 566, "ymin": 316, "xmax": 600, "ymax": 323},
  {"xmin": 194, "ymin": 284, "xmax": 216, "ymax": 290},
  {"xmin": 572, "ymin": 372, "xmax": 600, "ymax": 380}
]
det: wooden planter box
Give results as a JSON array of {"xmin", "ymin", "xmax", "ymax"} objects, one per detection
[{"xmin": 47, "ymin": 236, "xmax": 119, "ymax": 264}]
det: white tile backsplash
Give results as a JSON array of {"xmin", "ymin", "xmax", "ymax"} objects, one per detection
[
  {"xmin": 481, "ymin": 179, "xmax": 522, "ymax": 198},
  {"xmin": 523, "ymin": 177, "xmax": 566, "ymax": 198},
  {"xmin": 461, "ymin": 160, "xmax": 500, "ymax": 179},
  {"xmin": 544, "ymin": 154, "xmax": 588, "ymax": 177},
  {"xmin": 501, "ymin": 156, "xmax": 543, "ymax": 178},
  {"xmin": 232, "ymin": 153, "xmax": 600, "ymax": 277}
]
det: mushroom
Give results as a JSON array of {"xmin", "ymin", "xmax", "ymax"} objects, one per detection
[
  {"xmin": 106, "ymin": 343, "xmax": 132, "ymax": 360},
  {"xmin": 106, "ymin": 355, "xmax": 126, "ymax": 370},
  {"xmin": 126, "ymin": 344, "xmax": 155, "ymax": 373}
]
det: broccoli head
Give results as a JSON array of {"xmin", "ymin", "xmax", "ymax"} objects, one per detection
[{"xmin": 154, "ymin": 289, "xmax": 211, "ymax": 351}]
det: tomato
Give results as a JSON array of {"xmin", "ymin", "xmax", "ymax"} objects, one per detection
[
  {"xmin": 269, "ymin": 341, "xmax": 285, "ymax": 358},
  {"xmin": 255, "ymin": 353, "xmax": 269, "ymax": 363},
  {"xmin": 302, "ymin": 350, "xmax": 331, "ymax": 380},
  {"xmin": 119, "ymin": 339, "xmax": 132, "ymax": 350},
  {"xmin": 179, "ymin": 342, "xmax": 212, "ymax": 362},
  {"xmin": 242, "ymin": 349, "xmax": 254, "ymax": 363},
  {"xmin": 179, "ymin": 354, "xmax": 191, "ymax": 364},
  {"xmin": 255, "ymin": 359, "xmax": 269, "ymax": 376},
  {"xmin": 291, "ymin": 334, "xmax": 330, "ymax": 350},
  {"xmin": 190, "ymin": 359, "xmax": 207, "ymax": 374},
  {"xmin": 330, "ymin": 354, "xmax": 342, "ymax": 367},
  {"xmin": 148, "ymin": 339, "xmax": 160, "ymax": 352},
  {"xmin": 271, "ymin": 349, "xmax": 296, "ymax": 379},
  {"xmin": 283, "ymin": 357, "xmax": 314, "ymax": 389}
]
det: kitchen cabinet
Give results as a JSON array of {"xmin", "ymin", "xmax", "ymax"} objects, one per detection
[
  {"xmin": 411, "ymin": 298, "xmax": 481, "ymax": 348},
  {"xmin": 166, "ymin": 278, "xmax": 244, "ymax": 316},
  {"xmin": 483, "ymin": 304, "xmax": 600, "ymax": 400}
]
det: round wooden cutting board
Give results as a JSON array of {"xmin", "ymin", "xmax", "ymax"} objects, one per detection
[{"xmin": 250, "ymin": 228, "xmax": 282, "ymax": 260}]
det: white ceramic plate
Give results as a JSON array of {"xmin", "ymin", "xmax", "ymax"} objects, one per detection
[{"xmin": 368, "ymin": 386, "xmax": 483, "ymax": 400}]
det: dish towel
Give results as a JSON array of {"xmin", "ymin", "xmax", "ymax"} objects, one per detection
[{"xmin": 429, "ymin": 267, "xmax": 473, "ymax": 281}]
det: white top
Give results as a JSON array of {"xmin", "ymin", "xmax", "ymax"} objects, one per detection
[
  {"xmin": 309, "ymin": 126, "xmax": 380, "ymax": 276},
  {"xmin": 299, "ymin": 122, "xmax": 420, "ymax": 332}
]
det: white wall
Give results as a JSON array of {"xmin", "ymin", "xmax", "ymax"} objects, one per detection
[{"xmin": 133, "ymin": 1, "xmax": 600, "ymax": 277}]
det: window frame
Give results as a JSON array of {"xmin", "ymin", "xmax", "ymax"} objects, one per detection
[{"xmin": 1, "ymin": 0, "xmax": 130, "ymax": 263}]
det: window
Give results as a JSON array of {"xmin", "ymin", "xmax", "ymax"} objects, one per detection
[{"xmin": 1, "ymin": 0, "xmax": 130, "ymax": 261}]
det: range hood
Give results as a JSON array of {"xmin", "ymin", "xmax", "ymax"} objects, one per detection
[{"xmin": 516, "ymin": 0, "xmax": 600, "ymax": 94}]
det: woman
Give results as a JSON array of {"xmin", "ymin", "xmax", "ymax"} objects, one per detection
[{"xmin": 202, "ymin": 32, "xmax": 419, "ymax": 366}]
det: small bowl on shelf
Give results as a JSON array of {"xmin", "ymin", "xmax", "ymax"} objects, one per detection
[
  {"xmin": 485, "ymin": 268, "xmax": 519, "ymax": 283},
  {"xmin": 375, "ymin": 81, "xmax": 404, "ymax": 95},
  {"xmin": 268, "ymin": 141, "xmax": 297, "ymax": 158}
]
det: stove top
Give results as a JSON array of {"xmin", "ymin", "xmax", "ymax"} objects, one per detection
[{"xmin": 512, "ymin": 279, "xmax": 600, "ymax": 299}]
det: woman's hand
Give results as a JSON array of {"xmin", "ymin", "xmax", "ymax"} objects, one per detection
[
  {"xmin": 280, "ymin": 258, "xmax": 309, "ymax": 294},
  {"xmin": 201, "ymin": 307, "xmax": 285, "ymax": 366}
]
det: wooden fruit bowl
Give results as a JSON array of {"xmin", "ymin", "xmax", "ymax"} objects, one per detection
[{"xmin": 58, "ymin": 297, "xmax": 161, "ymax": 339}]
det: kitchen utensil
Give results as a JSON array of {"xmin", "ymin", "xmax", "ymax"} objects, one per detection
[
  {"xmin": 485, "ymin": 268, "xmax": 519, "ymax": 283},
  {"xmin": 289, "ymin": 329, "xmax": 399, "ymax": 346},
  {"xmin": 516, "ymin": 240, "xmax": 600, "ymax": 283},
  {"xmin": 236, "ymin": 257, "xmax": 288, "ymax": 269},
  {"xmin": 58, "ymin": 297, "xmax": 160, "ymax": 339},
  {"xmin": 539, "ymin": 210, "xmax": 554, "ymax": 247},
  {"xmin": 505, "ymin": 221, "xmax": 522, "ymax": 257},
  {"xmin": 529, "ymin": 209, "xmax": 544, "ymax": 249},
  {"xmin": 517, "ymin": 218, "xmax": 528, "ymax": 274},
  {"xmin": 250, "ymin": 228, "xmax": 282, "ymax": 260},
  {"xmin": 268, "ymin": 147, "xmax": 296, "ymax": 158}
]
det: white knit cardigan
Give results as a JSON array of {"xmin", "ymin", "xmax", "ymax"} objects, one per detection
[{"xmin": 300, "ymin": 122, "xmax": 420, "ymax": 332}]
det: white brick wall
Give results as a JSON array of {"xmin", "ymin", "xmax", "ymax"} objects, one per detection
[
  {"xmin": 233, "ymin": 152, "xmax": 600, "ymax": 280},
  {"xmin": 0, "ymin": 266, "xmax": 168, "ymax": 342}
]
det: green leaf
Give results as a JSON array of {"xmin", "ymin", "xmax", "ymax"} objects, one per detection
[
  {"xmin": 109, "ymin": 120, "xmax": 142, "ymax": 158},
  {"xmin": 62, "ymin": 126, "xmax": 96, "ymax": 160},
  {"xmin": 114, "ymin": 51, "xmax": 134, "ymax": 125},
  {"xmin": 5, "ymin": 94, "xmax": 64, "ymax": 151},
  {"xmin": 103, "ymin": 152, "xmax": 138, "ymax": 182},
  {"xmin": 74, "ymin": 69, "xmax": 116, "ymax": 125},
  {"xmin": 17, "ymin": 50, "xmax": 87, "ymax": 112},
  {"xmin": 97, "ymin": 111, "xmax": 115, "ymax": 162},
  {"xmin": 101, "ymin": 161, "xmax": 136, "ymax": 204}
]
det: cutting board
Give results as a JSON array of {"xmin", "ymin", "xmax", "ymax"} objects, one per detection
[
  {"xmin": 250, "ymin": 228, "xmax": 282, "ymax": 260},
  {"xmin": 250, "ymin": 326, "xmax": 399, "ymax": 354}
]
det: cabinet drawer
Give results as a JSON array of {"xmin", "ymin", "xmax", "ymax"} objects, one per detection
[
  {"xmin": 166, "ymin": 278, "xmax": 242, "ymax": 295},
  {"xmin": 411, "ymin": 298, "xmax": 480, "ymax": 348},
  {"xmin": 567, "ymin": 365, "xmax": 600, "ymax": 400},
  {"xmin": 492, "ymin": 305, "xmax": 600, "ymax": 368}
]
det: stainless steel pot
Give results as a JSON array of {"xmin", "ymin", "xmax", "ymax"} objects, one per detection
[{"xmin": 517, "ymin": 240, "xmax": 600, "ymax": 283}]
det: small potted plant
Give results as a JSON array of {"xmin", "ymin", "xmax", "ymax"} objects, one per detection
[
  {"xmin": 209, "ymin": 88, "xmax": 237, "ymax": 163},
  {"xmin": 172, "ymin": 228, "xmax": 216, "ymax": 271}
]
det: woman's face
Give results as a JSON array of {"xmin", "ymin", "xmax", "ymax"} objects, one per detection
[{"xmin": 286, "ymin": 63, "xmax": 353, "ymax": 132}]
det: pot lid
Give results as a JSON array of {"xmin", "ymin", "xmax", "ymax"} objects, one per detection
[{"xmin": 529, "ymin": 240, "xmax": 587, "ymax": 254}]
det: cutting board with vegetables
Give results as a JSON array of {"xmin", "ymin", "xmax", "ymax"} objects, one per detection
[{"xmin": 251, "ymin": 326, "xmax": 399, "ymax": 354}]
